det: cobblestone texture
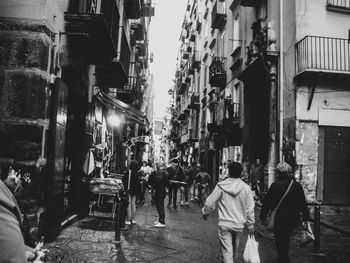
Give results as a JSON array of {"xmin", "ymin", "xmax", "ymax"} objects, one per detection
[{"xmin": 44, "ymin": 193, "xmax": 350, "ymax": 262}]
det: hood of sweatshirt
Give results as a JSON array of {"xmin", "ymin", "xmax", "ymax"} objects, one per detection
[{"xmin": 218, "ymin": 178, "xmax": 245, "ymax": 196}]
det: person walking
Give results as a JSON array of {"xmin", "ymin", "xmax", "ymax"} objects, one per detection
[
  {"xmin": 180, "ymin": 161, "xmax": 192, "ymax": 206},
  {"xmin": 138, "ymin": 161, "xmax": 152, "ymax": 204},
  {"xmin": 167, "ymin": 158, "xmax": 185, "ymax": 209},
  {"xmin": 149, "ymin": 162, "xmax": 169, "ymax": 228},
  {"xmin": 189, "ymin": 162, "xmax": 200, "ymax": 201},
  {"xmin": 202, "ymin": 162, "xmax": 255, "ymax": 263},
  {"xmin": 122, "ymin": 160, "xmax": 140, "ymax": 225},
  {"xmin": 251, "ymin": 158, "xmax": 264, "ymax": 200},
  {"xmin": 195, "ymin": 167, "xmax": 211, "ymax": 206},
  {"xmin": 260, "ymin": 162, "xmax": 309, "ymax": 263}
]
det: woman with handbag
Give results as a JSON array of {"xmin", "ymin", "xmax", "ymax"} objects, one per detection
[{"xmin": 260, "ymin": 162, "xmax": 309, "ymax": 263}]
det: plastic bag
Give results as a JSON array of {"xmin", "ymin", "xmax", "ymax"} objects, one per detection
[
  {"xmin": 299, "ymin": 222, "xmax": 315, "ymax": 248},
  {"xmin": 243, "ymin": 235, "xmax": 260, "ymax": 263}
]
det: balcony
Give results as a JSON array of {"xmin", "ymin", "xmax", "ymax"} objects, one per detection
[
  {"xmin": 183, "ymin": 52, "xmax": 190, "ymax": 60},
  {"xmin": 209, "ymin": 57, "xmax": 227, "ymax": 89},
  {"xmin": 211, "ymin": 0, "xmax": 227, "ymax": 30},
  {"xmin": 143, "ymin": 2, "xmax": 155, "ymax": 17},
  {"xmin": 117, "ymin": 75, "xmax": 141, "ymax": 104},
  {"xmin": 178, "ymin": 81, "xmax": 188, "ymax": 95},
  {"xmin": 295, "ymin": 36, "xmax": 350, "ymax": 77},
  {"xmin": 327, "ymin": 0, "xmax": 350, "ymax": 13},
  {"xmin": 190, "ymin": 30, "xmax": 196, "ymax": 42},
  {"xmin": 188, "ymin": 94, "xmax": 200, "ymax": 110},
  {"xmin": 125, "ymin": 0, "xmax": 143, "ymax": 19},
  {"xmin": 130, "ymin": 19, "xmax": 145, "ymax": 41},
  {"xmin": 65, "ymin": 0, "xmax": 120, "ymax": 64},
  {"xmin": 191, "ymin": 51, "xmax": 201, "ymax": 69}
]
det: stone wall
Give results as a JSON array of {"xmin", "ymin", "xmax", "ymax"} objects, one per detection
[{"xmin": 295, "ymin": 120, "xmax": 318, "ymax": 203}]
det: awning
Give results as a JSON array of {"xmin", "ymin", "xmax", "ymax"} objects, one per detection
[{"xmin": 96, "ymin": 92, "xmax": 146, "ymax": 125}]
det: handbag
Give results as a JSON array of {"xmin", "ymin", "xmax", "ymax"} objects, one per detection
[
  {"xmin": 243, "ymin": 235, "xmax": 260, "ymax": 263},
  {"xmin": 266, "ymin": 180, "xmax": 293, "ymax": 232}
]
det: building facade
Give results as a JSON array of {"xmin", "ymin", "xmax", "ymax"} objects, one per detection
[
  {"xmin": 0, "ymin": 0, "xmax": 154, "ymax": 243},
  {"xmin": 171, "ymin": 0, "xmax": 350, "ymax": 204}
]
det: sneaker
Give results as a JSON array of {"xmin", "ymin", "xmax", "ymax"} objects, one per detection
[
  {"xmin": 131, "ymin": 220, "xmax": 136, "ymax": 225},
  {"xmin": 125, "ymin": 220, "xmax": 131, "ymax": 225},
  {"xmin": 185, "ymin": 202, "xmax": 189, "ymax": 206},
  {"xmin": 180, "ymin": 201, "xmax": 184, "ymax": 206},
  {"xmin": 154, "ymin": 222, "xmax": 166, "ymax": 228},
  {"xmin": 190, "ymin": 197, "xmax": 194, "ymax": 201},
  {"xmin": 154, "ymin": 221, "xmax": 159, "ymax": 224}
]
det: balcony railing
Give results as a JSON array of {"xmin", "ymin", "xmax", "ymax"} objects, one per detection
[
  {"xmin": 209, "ymin": 57, "xmax": 227, "ymax": 89},
  {"xmin": 119, "ymin": 27, "xmax": 131, "ymax": 77},
  {"xmin": 130, "ymin": 19, "xmax": 145, "ymax": 41},
  {"xmin": 66, "ymin": 0, "xmax": 120, "ymax": 62},
  {"xmin": 327, "ymin": 0, "xmax": 350, "ymax": 10},
  {"xmin": 296, "ymin": 36, "xmax": 350, "ymax": 75},
  {"xmin": 211, "ymin": 0, "xmax": 227, "ymax": 30}
]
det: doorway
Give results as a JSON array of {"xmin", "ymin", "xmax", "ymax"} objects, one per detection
[{"xmin": 323, "ymin": 126, "xmax": 350, "ymax": 204}]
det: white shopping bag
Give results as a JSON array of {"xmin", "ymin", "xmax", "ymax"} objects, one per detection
[{"xmin": 243, "ymin": 235, "xmax": 260, "ymax": 263}]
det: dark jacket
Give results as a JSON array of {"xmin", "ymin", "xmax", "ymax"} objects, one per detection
[
  {"xmin": 260, "ymin": 177, "xmax": 309, "ymax": 227},
  {"xmin": 149, "ymin": 169, "xmax": 169, "ymax": 190},
  {"xmin": 122, "ymin": 170, "xmax": 140, "ymax": 196},
  {"xmin": 170, "ymin": 165, "xmax": 185, "ymax": 182},
  {"xmin": 196, "ymin": 172, "xmax": 211, "ymax": 186}
]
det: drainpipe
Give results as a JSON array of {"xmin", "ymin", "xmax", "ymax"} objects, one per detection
[{"xmin": 279, "ymin": 0, "xmax": 284, "ymax": 162}]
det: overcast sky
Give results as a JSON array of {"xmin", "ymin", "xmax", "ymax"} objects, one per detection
[{"xmin": 149, "ymin": 0, "xmax": 188, "ymax": 119}]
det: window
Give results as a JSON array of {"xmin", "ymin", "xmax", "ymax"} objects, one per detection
[
  {"xmin": 218, "ymin": 31, "xmax": 226, "ymax": 57},
  {"xmin": 232, "ymin": 14, "xmax": 240, "ymax": 51}
]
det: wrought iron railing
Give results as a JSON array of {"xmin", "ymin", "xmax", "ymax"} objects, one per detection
[
  {"xmin": 119, "ymin": 27, "xmax": 131, "ymax": 75},
  {"xmin": 232, "ymin": 102, "xmax": 240, "ymax": 122},
  {"xmin": 327, "ymin": 0, "xmax": 350, "ymax": 9},
  {"xmin": 209, "ymin": 56, "xmax": 227, "ymax": 88},
  {"xmin": 69, "ymin": 0, "xmax": 99, "ymax": 13},
  {"xmin": 296, "ymin": 36, "xmax": 350, "ymax": 74},
  {"xmin": 211, "ymin": 0, "xmax": 227, "ymax": 30},
  {"xmin": 68, "ymin": 0, "xmax": 120, "ymax": 51}
]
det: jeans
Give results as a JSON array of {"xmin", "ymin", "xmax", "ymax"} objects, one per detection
[
  {"xmin": 274, "ymin": 224, "xmax": 295, "ymax": 263},
  {"xmin": 168, "ymin": 183, "xmax": 180, "ymax": 207},
  {"xmin": 154, "ymin": 189, "xmax": 166, "ymax": 224},
  {"xmin": 218, "ymin": 225, "xmax": 242, "ymax": 263},
  {"xmin": 137, "ymin": 182, "xmax": 145, "ymax": 203},
  {"xmin": 180, "ymin": 185, "xmax": 189, "ymax": 203},
  {"xmin": 127, "ymin": 195, "xmax": 136, "ymax": 221},
  {"xmin": 198, "ymin": 184, "xmax": 209, "ymax": 205}
]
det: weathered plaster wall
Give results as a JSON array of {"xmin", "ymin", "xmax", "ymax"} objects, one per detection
[
  {"xmin": 296, "ymin": 79, "xmax": 350, "ymax": 121},
  {"xmin": 296, "ymin": 0, "xmax": 350, "ymax": 41},
  {"xmin": 295, "ymin": 121, "xmax": 318, "ymax": 203}
]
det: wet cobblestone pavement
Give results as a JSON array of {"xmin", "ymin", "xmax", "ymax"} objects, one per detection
[{"xmin": 44, "ymin": 193, "xmax": 350, "ymax": 262}]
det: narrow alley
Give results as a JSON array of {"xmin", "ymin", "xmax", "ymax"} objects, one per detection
[{"xmin": 43, "ymin": 193, "xmax": 350, "ymax": 263}]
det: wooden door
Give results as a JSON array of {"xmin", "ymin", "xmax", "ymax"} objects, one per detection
[
  {"xmin": 45, "ymin": 79, "xmax": 68, "ymax": 241},
  {"xmin": 324, "ymin": 127, "xmax": 350, "ymax": 204}
]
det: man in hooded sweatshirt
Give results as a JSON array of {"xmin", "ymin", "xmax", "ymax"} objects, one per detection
[{"xmin": 202, "ymin": 161, "xmax": 255, "ymax": 263}]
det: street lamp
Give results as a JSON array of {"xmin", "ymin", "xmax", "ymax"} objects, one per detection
[{"xmin": 108, "ymin": 114, "xmax": 122, "ymax": 127}]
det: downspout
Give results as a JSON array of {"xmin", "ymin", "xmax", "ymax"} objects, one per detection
[{"xmin": 279, "ymin": 0, "xmax": 284, "ymax": 162}]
